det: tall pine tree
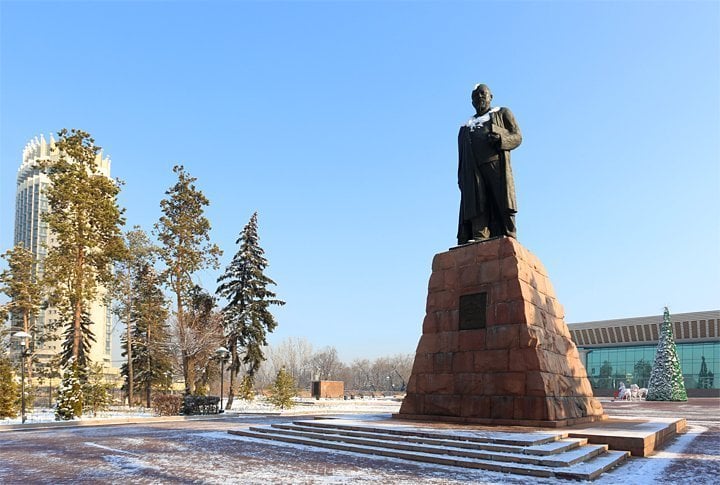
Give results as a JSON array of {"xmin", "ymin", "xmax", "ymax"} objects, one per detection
[
  {"xmin": 40, "ymin": 129, "xmax": 126, "ymax": 373},
  {"xmin": 155, "ymin": 165, "xmax": 221, "ymax": 395},
  {"xmin": 0, "ymin": 243, "xmax": 42, "ymax": 382},
  {"xmin": 216, "ymin": 213, "xmax": 284, "ymax": 409},
  {"xmin": 124, "ymin": 264, "xmax": 172, "ymax": 407},
  {"xmin": 113, "ymin": 227, "xmax": 157, "ymax": 406},
  {"xmin": 646, "ymin": 307, "xmax": 688, "ymax": 401}
]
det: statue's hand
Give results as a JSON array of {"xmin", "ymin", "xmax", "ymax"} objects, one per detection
[{"xmin": 487, "ymin": 132, "xmax": 501, "ymax": 146}]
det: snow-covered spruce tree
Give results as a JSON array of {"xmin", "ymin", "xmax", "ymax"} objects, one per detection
[
  {"xmin": 0, "ymin": 355, "xmax": 19, "ymax": 418},
  {"xmin": 83, "ymin": 363, "xmax": 112, "ymax": 417},
  {"xmin": 55, "ymin": 359, "xmax": 84, "ymax": 420},
  {"xmin": 268, "ymin": 367, "xmax": 296, "ymax": 410},
  {"xmin": 646, "ymin": 307, "xmax": 688, "ymax": 401},
  {"xmin": 216, "ymin": 212, "xmax": 284, "ymax": 409},
  {"xmin": 58, "ymin": 310, "xmax": 96, "ymax": 382}
]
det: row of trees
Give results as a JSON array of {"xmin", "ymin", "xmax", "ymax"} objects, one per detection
[
  {"xmin": 0, "ymin": 129, "xmax": 284, "ymax": 419},
  {"xmin": 253, "ymin": 337, "xmax": 413, "ymax": 394}
]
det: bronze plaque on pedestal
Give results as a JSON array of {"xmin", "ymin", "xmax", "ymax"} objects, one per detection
[{"xmin": 459, "ymin": 292, "xmax": 487, "ymax": 330}]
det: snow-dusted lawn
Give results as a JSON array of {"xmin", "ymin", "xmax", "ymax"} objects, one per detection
[
  {"xmin": 0, "ymin": 396, "xmax": 402, "ymax": 426},
  {"xmin": 0, "ymin": 406, "xmax": 156, "ymax": 425}
]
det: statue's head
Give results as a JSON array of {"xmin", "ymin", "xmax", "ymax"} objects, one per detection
[{"xmin": 471, "ymin": 84, "xmax": 493, "ymax": 113}]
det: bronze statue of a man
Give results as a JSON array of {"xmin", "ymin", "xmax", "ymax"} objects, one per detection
[{"xmin": 457, "ymin": 84, "xmax": 522, "ymax": 244}]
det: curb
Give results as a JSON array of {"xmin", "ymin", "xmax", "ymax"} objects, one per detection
[{"xmin": 0, "ymin": 413, "xmax": 233, "ymax": 432}]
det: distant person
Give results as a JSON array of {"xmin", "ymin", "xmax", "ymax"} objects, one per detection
[{"xmin": 457, "ymin": 84, "xmax": 522, "ymax": 244}]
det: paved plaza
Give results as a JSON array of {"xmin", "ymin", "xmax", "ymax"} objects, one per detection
[{"xmin": 0, "ymin": 398, "xmax": 717, "ymax": 484}]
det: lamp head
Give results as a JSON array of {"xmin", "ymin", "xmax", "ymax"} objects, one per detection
[{"xmin": 12, "ymin": 331, "xmax": 31, "ymax": 342}]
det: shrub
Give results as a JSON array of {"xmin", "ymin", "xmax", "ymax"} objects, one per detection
[
  {"xmin": 152, "ymin": 394, "xmax": 183, "ymax": 416},
  {"xmin": 181, "ymin": 395, "xmax": 220, "ymax": 415}
]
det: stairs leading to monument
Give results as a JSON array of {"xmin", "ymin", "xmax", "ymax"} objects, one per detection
[{"xmin": 228, "ymin": 419, "xmax": 629, "ymax": 480}]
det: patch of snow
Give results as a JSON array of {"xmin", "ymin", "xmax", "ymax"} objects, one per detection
[
  {"xmin": 102, "ymin": 454, "xmax": 159, "ymax": 473},
  {"xmin": 596, "ymin": 425, "xmax": 710, "ymax": 483},
  {"xmin": 84, "ymin": 441, "xmax": 140, "ymax": 455}
]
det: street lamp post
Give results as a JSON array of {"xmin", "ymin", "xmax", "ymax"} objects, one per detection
[
  {"xmin": 215, "ymin": 347, "xmax": 230, "ymax": 412},
  {"xmin": 12, "ymin": 331, "xmax": 32, "ymax": 424}
]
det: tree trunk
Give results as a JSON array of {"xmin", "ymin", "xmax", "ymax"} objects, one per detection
[
  {"xmin": 225, "ymin": 344, "xmax": 238, "ymax": 408},
  {"xmin": 22, "ymin": 311, "xmax": 33, "ymax": 382},
  {"xmin": 182, "ymin": 352, "xmax": 194, "ymax": 395},
  {"xmin": 126, "ymin": 277, "xmax": 133, "ymax": 407},
  {"xmin": 226, "ymin": 368, "xmax": 235, "ymax": 409},
  {"xmin": 146, "ymin": 321, "xmax": 151, "ymax": 408},
  {"xmin": 174, "ymin": 279, "xmax": 194, "ymax": 395},
  {"xmin": 73, "ymin": 248, "xmax": 85, "ymax": 365},
  {"xmin": 73, "ymin": 300, "xmax": 82, "ymax": 362}
]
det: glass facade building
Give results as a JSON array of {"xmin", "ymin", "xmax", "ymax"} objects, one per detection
[
  {"xmin": 569, "ymin": 310, "xmax": 720, "ymax": 396},
  {"xmin": 584, "ymin": 342, "xmax": 718, "ymax": 391}
]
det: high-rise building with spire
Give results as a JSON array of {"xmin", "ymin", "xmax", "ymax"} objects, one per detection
[{"xmin": 14, "ymin": 134, "xmax": 113, "ymax": 367}]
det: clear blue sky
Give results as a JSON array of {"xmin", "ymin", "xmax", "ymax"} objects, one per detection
[{"xmin": 1, "ymin": 1, "xmax": 718, "ymax": 363}]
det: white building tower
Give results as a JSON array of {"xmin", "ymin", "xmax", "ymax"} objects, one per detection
[{"xmin": 14, "ymin": 134, "xmax": 113, "ymax": 368}]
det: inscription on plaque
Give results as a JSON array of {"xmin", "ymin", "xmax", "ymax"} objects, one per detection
[{"xmin": 459, "ymin": 292, "xmax": 487, "ymax": 330}]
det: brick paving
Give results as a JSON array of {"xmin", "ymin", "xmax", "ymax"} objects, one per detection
[{"xmin": 0, "ymin": 398, "xmax": 717, "ymax": 484}]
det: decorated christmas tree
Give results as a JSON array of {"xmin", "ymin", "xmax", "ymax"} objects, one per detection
[{"xmin": 646, "ymin": 307, "xmax": 688, "ymax": 401}]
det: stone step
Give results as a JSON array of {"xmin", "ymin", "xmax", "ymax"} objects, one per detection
[
  {"xmin": 555, "ymin": 451, "xmax": 631, "ymax": 481},
  {"xmin": 273, "ymin": 422, "xmax": 587, "ymax": 456},
  {"xmin": 295, "ymin": 419, "xmax": 564, "ymax": 446},
  {"xmin": 228, "ymin": 427, "xmax": 629, "ymax": 481},
  {"xmin": 266, "ymin": 424, "xmax": 602, "ymax": 466}
]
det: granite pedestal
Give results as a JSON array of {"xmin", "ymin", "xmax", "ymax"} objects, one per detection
[{"xmin": 395, "ymin": 237, "xmax": 605, "ymax": 427}]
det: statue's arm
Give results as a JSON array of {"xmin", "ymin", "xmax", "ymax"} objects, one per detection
[
  {"xmin": 496, "ymin": 108, "xmax": 522, "ymax": 151},
  {"xmin": 458, "ymin": 126, "xmax": 466, "ymax": 187}
]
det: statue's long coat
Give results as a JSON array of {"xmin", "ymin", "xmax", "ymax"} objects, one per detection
[{"xmin": 457, "ymin": 107, "xmax": 522, "ymax": 239}]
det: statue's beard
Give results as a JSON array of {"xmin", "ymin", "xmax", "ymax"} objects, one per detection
[{"xmin": 474, "ymin": 101, "xmax": 490, "ymax": 113}]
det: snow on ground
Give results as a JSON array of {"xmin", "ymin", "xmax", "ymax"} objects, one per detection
[
  {"xmin": 204, "ymin": 423, "xmax": 717, "ymax": 484},
  {"xmin": 582, "ymin": 424, "xmax": 716, "ymax": 484},
  {"xmin": 2, "ymin": 397, "xmax": 718, "ymax": 484},
  {"xmin": 0, "ymin": 396, "xmax": 401, "ymax": 425},
  {"xmin": 228, "ymin": 395, "xmax": 405, "ymax": 414},
  {"xmin": 0, "ymin": 406, "xmax": 156, "ymax": 425},
  {"xmin": 199, "ymin": 430, "xmax": 561, "ymax": 484}
]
